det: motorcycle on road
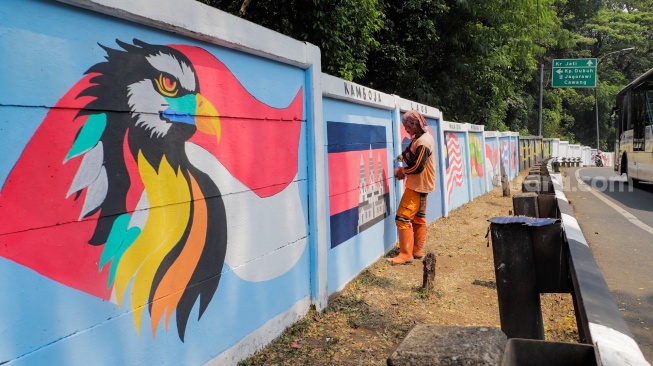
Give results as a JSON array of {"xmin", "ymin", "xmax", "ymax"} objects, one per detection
[{"xmin": 595, "ymin": 152, "xmax": 603, "ymax": 167}]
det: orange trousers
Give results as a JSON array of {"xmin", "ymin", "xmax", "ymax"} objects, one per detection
[{"xmin": 391, "ymin": 188, "xmax": 428, "ymax": 264}]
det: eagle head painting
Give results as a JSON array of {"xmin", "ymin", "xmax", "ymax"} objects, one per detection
[{"xmin": 0, "ymin": 39, "xmax": 303, "ymax": 341}]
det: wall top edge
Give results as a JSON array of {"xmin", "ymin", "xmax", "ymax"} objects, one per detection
[
  {"xmin": 500, "ymin": 132, "xmax": 519, "ymax": 137},
  {"xmin": 484, "ymin": 131, "xmax": 499, "ymax": 137},
  {"xmin": 395, "ymin": 97, "xmax": 442, "ymax": 120},
  {"xmin": 442, "ymin": 121, "xmax": 467, "ymax": 131},
  {"xmin": 56, "ymin": 0, "xmax": 315, "ymax": 68},
  {"xmin": 321, "ymin": 74, "xmax": 395, "ymax": 110},
  {"xmin": 465, "ymin": 123, "xmax": 485, "ymax": 132}
]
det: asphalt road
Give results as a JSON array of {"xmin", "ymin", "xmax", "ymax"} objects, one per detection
[{"xmin": 564, "ymin": 166, "xmax": 653, "ymax": 363}]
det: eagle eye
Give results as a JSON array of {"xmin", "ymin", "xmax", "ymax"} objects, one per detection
[{"xmin": 155, "ymin": 74, "xmax": 179, "ymax": 97}]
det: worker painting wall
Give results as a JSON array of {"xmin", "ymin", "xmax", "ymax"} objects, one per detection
[
  {"xmin": 395, "ymin": 99, "xmax": 445, "ymax": 224},
  {"xmin": 0, "ymin": 0, "xmax": 313, "ymax": 364}
]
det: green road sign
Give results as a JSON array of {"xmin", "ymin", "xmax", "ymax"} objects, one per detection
[{"xmin": 552, "ymin": 58, "xmax": 596, "ymax": 88}]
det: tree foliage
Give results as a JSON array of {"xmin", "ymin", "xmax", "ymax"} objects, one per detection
[
  {"xmin": 200, "ymin": 0, "xmax": 653, "ymax": 150},
  {"xmin": 200, "ymin": 0, "xmax": 384, "ymax": 80}
]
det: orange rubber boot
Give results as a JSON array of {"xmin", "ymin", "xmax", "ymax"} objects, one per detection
[
  {"xmin": 412, "ymin": 224, "xmax": 426, "ymax": 259},
  {"xmin": 388, "ymin": 228, "xmax": 414, "ymax": 265}
]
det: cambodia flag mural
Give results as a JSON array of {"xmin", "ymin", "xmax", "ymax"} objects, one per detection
[{"xmin": 327, "ymin": 122, "xmax": 390, "ymax": 249}]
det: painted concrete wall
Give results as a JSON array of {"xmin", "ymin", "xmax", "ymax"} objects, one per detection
[
  {"xmin": 0, "ymin": 1, "xmax": 541, "ymax": 365},
  {"xmin": 468, "ymin": 128, "xmax": 487, "ymax": 199},
  {"xmin": 322, "ymin": 76, "xmax": 398, "ymax": 294},
  {"xmin": 484, "ymin": 132, "xmax": 502, "ymax": 189},
  {"xmin": 559, "ymin": 141, "xmax": 570, "ymax": 159},
  {"xmin": 442, "ymin": 122, "xmax": 471, "ymax": 211},
  {"xmin": 499, "ymin": 135, "xmax": 512, "ymax": 181},
  {"xmin": 583, "ymin": 146, "xmax": 592, "ymax": 166},
  {"xmin": 504, "ymin": 133, "xmax": 520, "ymax": 180},
  {"xmin": 552, "ymin": 139, "xmax": 560, "ymax": 158},
  {"xmin": 1, "ymin": 1, "xmax": 318, "ymax": 365},
  {"xmin": 519, "ymin": 137, "xmax": 548, "ymax": 170},
  {"xmin": 591, "ymin": 149, "xmax": 615, "ymax": 167}
]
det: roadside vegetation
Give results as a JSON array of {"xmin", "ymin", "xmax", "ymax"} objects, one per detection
[{"xmin": 201, "ymin": 0, "xmax": 653, "ymax": 151}]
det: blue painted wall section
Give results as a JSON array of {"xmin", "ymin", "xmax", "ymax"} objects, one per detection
[{"xmin": 323, "ymin": 98, "xmax": 396, "ymax": 295}]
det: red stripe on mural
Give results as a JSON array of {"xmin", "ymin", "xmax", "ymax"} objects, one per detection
[
  {"xmin": 328, "ymin": 149, "xmax": 389, "ymax": 216},
  {"xmin": 0, "ymin": 74, "xmax": 112, "ymax": 299},
  {"xmin": 173, "ymin": 45, "xmax": 303, "ymax": 198}
]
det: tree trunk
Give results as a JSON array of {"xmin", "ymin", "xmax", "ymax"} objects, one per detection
[
  {"xmin": 501, "ymin": 163, "xmax": 510, "ymax": 197},
  {"xmin": 422, "ymin": 253, "xmax": 436, "ymax": 292}
]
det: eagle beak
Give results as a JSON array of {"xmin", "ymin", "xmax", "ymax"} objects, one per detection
[{"xmin": 195, "ymin": 93, "xmax": 221, "ymax": 143}]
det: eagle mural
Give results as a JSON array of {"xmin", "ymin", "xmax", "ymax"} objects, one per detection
[{"xmin": 0, "ymin": 39, "xmax": 303, "ymax": 341}]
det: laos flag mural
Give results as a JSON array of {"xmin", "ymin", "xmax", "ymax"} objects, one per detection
[
  {"xmin": 0, "ymin": 1, "xmax": 310, "ymax": 364},
  {"xmin": 327, "ymin": 121, "xmax": 391, "ymax": 248}
]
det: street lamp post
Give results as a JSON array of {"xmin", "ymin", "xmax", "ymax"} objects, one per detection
[{"xmin": 594, "ymin": 47, "xmax": 635, "ymax": 150}]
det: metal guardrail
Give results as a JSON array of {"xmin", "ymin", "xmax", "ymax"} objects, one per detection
[
  {"xmin": 557, "ymin": 157, "xmax": 582, "ymax": 167},
  {"xmin": 489, "ymin": 158, "xmax": 649, "ymax": 366},
  {"xmin": 550, "ymin": 160, "xmax": 649, "ymax": 366}
]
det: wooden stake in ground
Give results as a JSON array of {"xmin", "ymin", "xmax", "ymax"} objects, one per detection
[
  {"xmin": 501, "ymin": 163, "xmax": 511, "ymax": 197},
  {"xmin": 422, "ymin": 252, "xmax": 436, "ymax": 291}
]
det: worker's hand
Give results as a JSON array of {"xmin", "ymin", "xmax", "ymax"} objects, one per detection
[
  {"xmin": 396, "ymin": 154, "xmax": 404, "ymax": 163},
  {"xmin": 395, "ymin": 167, "xmax": 405, "ymax": 180}
]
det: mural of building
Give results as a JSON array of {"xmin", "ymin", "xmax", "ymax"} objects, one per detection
[{"xmin": 358, "ymin": 147, "xmax": 388, "ymax": 232}]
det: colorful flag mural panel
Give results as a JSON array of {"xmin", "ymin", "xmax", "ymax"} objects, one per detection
[
  {"xmin": 469, "ymin": 134, "xmax": 484, "ymax": 178},
  {"xmin": 445, "ymin": 132, "xmax": 464, "ymax": 204},
  {"xmin": 327, "ymin": 122, "xmax": 390, "ymax": 248},
  {"xmin": 485, "ymin": 139, "xmax": 501, "ymax": 187}
]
